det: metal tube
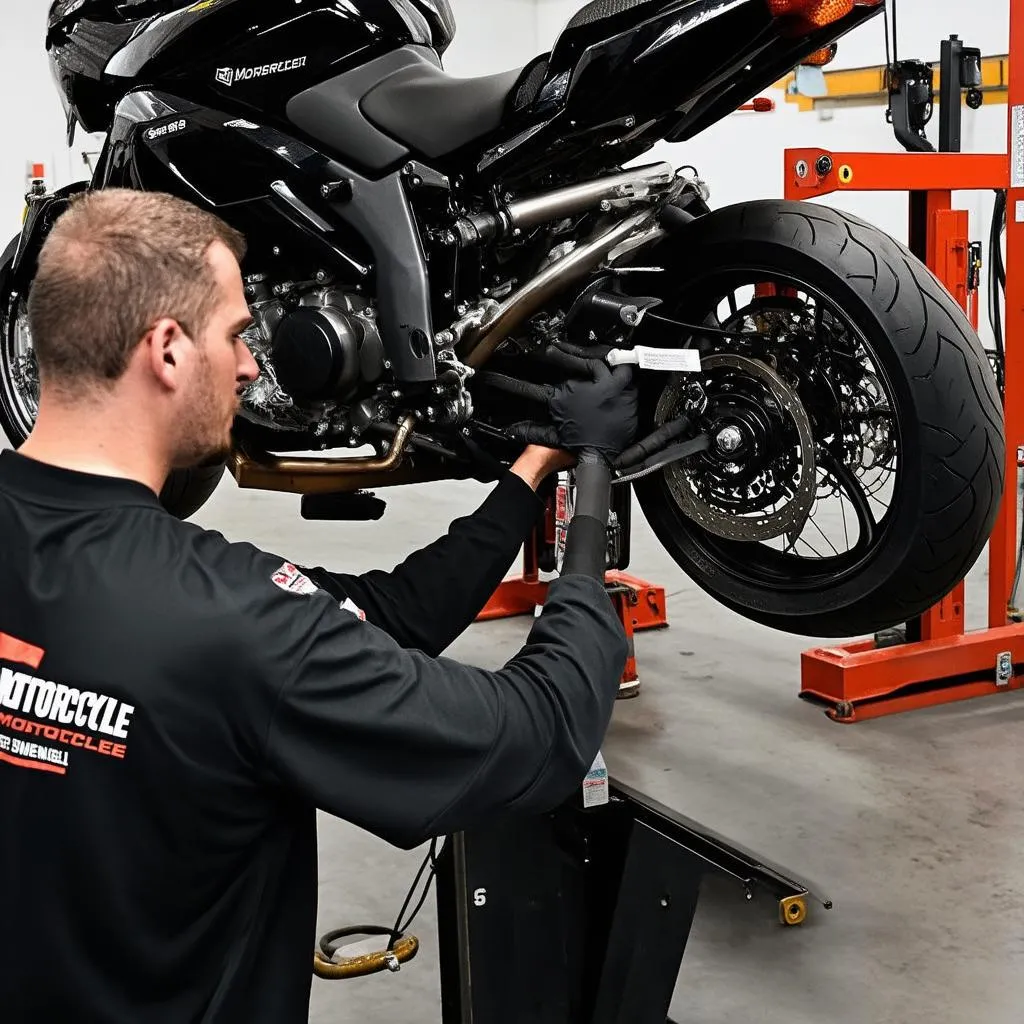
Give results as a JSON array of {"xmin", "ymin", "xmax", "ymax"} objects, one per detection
[
  {"xmin": 505, "ymin": 162, "xmax": 675, "ymax": 232},
  {"xmin": 460, "ymin": 212, "xmax": 665, "ymax": 369},
  {"xmin": 229, "ymin": 415, "xmax": 418, "ymax": 494}
]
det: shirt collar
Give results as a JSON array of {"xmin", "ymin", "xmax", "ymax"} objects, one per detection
[{"xmin": 0, "ymin": 449, "xmax": 163, "ymax": 511}]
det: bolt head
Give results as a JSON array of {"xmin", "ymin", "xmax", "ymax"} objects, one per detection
[
  {"xmin": 795, "ymin": 160, "xmax": 808, "ymax": 179},
  {"xmin": 816, "ymin": 155, "xmax": 834, "ymax": 176},
  {"xmin": 715, "ymin": 425, "xmax": 744, "ymax": 454}
]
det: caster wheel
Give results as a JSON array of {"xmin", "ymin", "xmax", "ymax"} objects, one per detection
[
  {"xmin": 779, "ymin": 895, "xmax": 808, "ymax": 926},
  {"xmin": 617, "ymin": 679, "xmax": 641, "ymax": 700}
]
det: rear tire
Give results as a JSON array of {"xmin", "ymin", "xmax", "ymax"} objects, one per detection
[{"xmin": 634, "ymin": 199, "xmax": 1005, "ymax": 637}]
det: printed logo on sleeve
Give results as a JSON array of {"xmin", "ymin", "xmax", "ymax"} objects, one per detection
[
  {"xmin": 340, "ymin": 598, "xmax": 366, "ymax": 622},
  {"xmin": 271, "ymin": 562, "xmax": 320, "ymax": 596}
]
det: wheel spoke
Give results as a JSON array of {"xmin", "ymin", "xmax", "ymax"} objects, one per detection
[{"xmin": 820, "ymin": 453, "xmax": 878, "ymax": 552}]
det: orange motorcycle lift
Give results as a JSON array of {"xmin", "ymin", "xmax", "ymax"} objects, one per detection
[{"xmin": 783, "ymin": 1, "xmax": 1024, "ymax": 723}]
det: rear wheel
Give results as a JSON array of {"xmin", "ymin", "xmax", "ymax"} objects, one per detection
[
  {"xmin": 633, "ymin": 200, "xmax": 1005, "ymax": 637},
  {"xmin": 0, "ymin": 247, "xmax": 225, "ymax": 521}
]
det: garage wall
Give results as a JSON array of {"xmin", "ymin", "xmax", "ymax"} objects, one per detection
[{"xmin": 0, "ymin": 0, "xmax": 539, "ymax": 241}]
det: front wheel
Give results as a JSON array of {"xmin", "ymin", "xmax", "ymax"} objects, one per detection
[{"xmin": 633, "ymin": 200, "xmax": 1005, "ymax": 637}]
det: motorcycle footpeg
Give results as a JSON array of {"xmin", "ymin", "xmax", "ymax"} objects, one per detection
[{"xmin": 301, "ymin": 491, "xmax": 387, "ymax": 522}]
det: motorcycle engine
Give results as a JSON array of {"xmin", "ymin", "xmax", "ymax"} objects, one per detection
[{"xmin": 240, "ymin": 283, "xmax": 387, "ymax": 434}]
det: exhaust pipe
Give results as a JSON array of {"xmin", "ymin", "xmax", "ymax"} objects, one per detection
[
  {"xmin": 459, "ymin": 210, "xmax": 667, "ymax": 369},
  {"xmin": 453, "ymin": 162, "xmax": 676, "ymax": 247}
]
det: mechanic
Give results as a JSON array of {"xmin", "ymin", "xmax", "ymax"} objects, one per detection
[{"xmin": 0, "ymin": 189, "xmax": 637, "ymax": 1023}]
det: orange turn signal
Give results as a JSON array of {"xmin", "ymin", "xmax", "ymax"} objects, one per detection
[{"xmin": 802, "ymin": 43, "xmax": 839, "ymax": 66}]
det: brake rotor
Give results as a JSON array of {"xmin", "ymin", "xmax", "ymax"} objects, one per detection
[{"xmin": 656, "ymin": 353, "xmax": 817, "ymax": 542}]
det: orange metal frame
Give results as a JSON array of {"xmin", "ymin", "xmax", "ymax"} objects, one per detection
[{"xmin": 786, "ymin": 0, "xmax": 1024, "ymax": 721}]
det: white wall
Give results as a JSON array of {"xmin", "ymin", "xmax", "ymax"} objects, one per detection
[{"xmin": 445, "ymin": 0, "xmax": 540, "ymax": 76}]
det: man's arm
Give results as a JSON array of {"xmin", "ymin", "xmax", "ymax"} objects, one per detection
[
  {"xmin": 299, "ymin": 447, "xmax": 570, "ymax": 657},
  {"xmin": 246, "ymin": 565, "xmax": 628, "ymax": 849}
]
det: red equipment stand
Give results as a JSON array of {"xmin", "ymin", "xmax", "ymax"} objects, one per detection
[
  {"xmin": 478, "ymin": 488, "xmax": 668, "ymax": 698},
  {"xmin": 784, "ymin": 11, "xmax": 1024, "ymax": 720}
]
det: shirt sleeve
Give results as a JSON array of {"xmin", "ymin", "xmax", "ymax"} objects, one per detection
[
  {"xmin": 254, "ymin": 572, "xmax": 627, "ymax": 850},
  {"xmin": 297, "ymin": 472, "xmax": 542, "ymax": 656}
]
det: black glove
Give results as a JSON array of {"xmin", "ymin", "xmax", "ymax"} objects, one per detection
[{"xmin": 509, "ymin": 357, "xmax": 639, "ymax": 467}]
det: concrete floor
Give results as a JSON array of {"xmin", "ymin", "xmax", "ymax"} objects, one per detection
[{"xmin": 185, "ymin": 471, "xmax": 1024, "ymax": 1024}]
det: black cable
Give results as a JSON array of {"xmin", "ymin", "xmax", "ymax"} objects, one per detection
[
  {"xmin": 647, "ymin": 312, "xmax": 754, "ymax": 340},
  {"xmin": 891, "ymin": 0, "xmax": 899, "ymax": 66},
  {"xmin": 316, "ymin": 837, "xmax": 445, "ymax": 965},
  {"xmin": 989, "ymin": 190, "xmax": 1007, "ymax": 397},
  {"xmin": 388, "ymin": 837, "xmax": 443, "ymax": 950},
  {"xmin": 882, "ymin": 0, "xmax": 892, "ymax": 72},
  {"xmin": 882, "ymin": 0, "xmax": 893, "ymax": 120}
]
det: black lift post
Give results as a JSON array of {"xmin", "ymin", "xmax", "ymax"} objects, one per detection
[{"xmin": 436, "ymin": 779, "xmax": 830, "ymax": 1024}]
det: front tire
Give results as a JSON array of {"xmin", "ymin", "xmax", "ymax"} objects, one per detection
[{"xmin": 634, "ymin": 199, "xmax": 1005, "ymax": 637}]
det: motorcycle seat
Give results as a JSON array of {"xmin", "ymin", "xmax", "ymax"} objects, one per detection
[
  {"xmin": 360, "ymin": 49, "xmax": 525, "ymax": 160},
  {"xmin": 565, "ymin": 0, "xmax": 666, "ymax": 29}
]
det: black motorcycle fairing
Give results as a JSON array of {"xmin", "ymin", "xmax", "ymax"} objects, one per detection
[
  {"xmin": 47, "ymin": 0, "xmax": 433, "ymax": 137},
  {"xmin": 95, "ymin": 88, "xmax": 438, "ymax": 383},
  {"xmin": 287, "ymin": 50, "xmax": 420, "ymax": 176},
  {"xmin": 475, "ymin": 0, "xmax": 883, "ymax": 182},
  {"xmin": 360, "ymin": 52, "xmax": 524, "ymax": 161}
]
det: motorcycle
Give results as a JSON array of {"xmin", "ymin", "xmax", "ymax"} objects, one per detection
[{"xmin": 0, "ymin": 0, "xmax": 1005, "ymax": 638}]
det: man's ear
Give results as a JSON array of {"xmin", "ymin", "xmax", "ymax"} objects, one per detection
[{"xmin": 144, "ymin": 317, "xmax": 192, "ymax": 391}]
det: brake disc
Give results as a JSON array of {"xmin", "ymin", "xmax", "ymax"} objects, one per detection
[{"xmin": 656, "ymin": 353, "xmax": 817, "ymax": 542}]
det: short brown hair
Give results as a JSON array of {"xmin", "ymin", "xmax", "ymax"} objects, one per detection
[{"xmin": 28, "ymin": 189, "xmax": 247, "ymax": 390}]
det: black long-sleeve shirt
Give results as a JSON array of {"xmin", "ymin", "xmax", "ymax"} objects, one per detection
[{"xmin": 0, "ymin": 449, "xmax": 627, "ymax": 1024}]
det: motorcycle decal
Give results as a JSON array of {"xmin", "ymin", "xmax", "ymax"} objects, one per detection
[
  {"xmin": 271, "ymin": 562, "xmax": 320, "ymax": 596},
  {"xmin": 144, "ymin": 119, "xmax": 189, "ymax": 143},
  {"xmin": 0, "ymin": 631, "xmax": 44, "ymax": 671},
  {"xmin": 215, "ymin": 57, "xmax": 308, "ymax": 88},
  {"xmin": 0, "ymin": 649, "xmax": 135, "ymax": 775}
]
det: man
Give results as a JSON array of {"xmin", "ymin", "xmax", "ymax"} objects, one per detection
[{"xmin": 0, "ymin": 189, "xmax": 637, "ymax": 1023}]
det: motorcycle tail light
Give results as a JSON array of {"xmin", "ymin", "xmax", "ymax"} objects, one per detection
[
  {"xmin": 802, "ymin": 43, "xmax": 839, "ymax": 66},
  {"xmin": 768, "ymin": 0, "xmax": 881, "ymax": 29}
]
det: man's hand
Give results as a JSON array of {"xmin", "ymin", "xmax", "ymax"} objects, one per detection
[
  {"xmin": 509, "ymin": 356, "xmax": 639, "ymax": 468},
  {"xmin": 510, "ymin": 446, "xmax": 575, "ymax": 492}
]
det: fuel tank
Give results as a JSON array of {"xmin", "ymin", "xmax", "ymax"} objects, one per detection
[{"xmin": 47, "ymin": 0, "xmax": 455, "ymax": 135}]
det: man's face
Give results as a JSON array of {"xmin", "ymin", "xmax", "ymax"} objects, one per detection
[{"xmin": 172, "ymin": 241, "xmax": 259, "ymax": 469}]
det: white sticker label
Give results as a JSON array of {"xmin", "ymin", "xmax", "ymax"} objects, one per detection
[
  {"xmin": 607, "ymin": 346, "xmax": 702, "ymax": 373},
  {"xmin": 582, "ymin": 751, "xmax": 609, "ymax": 809},
  {"xmin": 1013, "ymin": 105, "xmax": 1024, "ymax": 189}
]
